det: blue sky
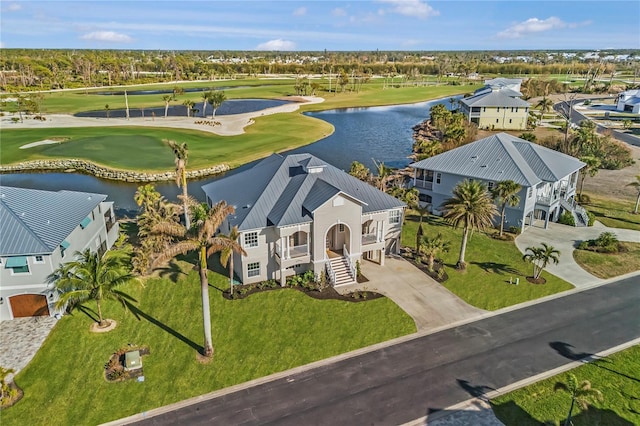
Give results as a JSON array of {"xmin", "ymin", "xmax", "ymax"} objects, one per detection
[{"xmin": 1, "ymin": 0, "xmax": 638, "ymax": 51}]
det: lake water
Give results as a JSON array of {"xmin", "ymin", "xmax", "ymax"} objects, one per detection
[{"xmin": 2, "ymin": 98, "xmax": 453, "ymax": 213}]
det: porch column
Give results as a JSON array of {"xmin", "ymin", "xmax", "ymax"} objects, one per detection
[
  {"xmin": 544, "ymin": 211, "xmax": 550, "ymax": 229},
  {"xmin": 286, "ymin": 236, "xmax": 290, "ymax": 259},
  {"xmin": 380, "ymin": 248, "xmax": 385, "ymax": 266}
]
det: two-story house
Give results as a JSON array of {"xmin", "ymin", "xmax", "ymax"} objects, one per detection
[
  {"xmin": 409, "ymin": 133, "xmax": 586, "ymax": 232},
  {"xmin": 459, "ymin": 78, "xmax": 530, "ymax": 130},
  {"xmin": 202, "ymin": 153, "xmax": 405, "ymax": 287},
  {"xmin": 0, "ymin": 187, "xmax": 119, "ymax": 321}
]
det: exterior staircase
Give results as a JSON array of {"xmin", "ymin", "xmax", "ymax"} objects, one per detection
[
  {"xmin": 560, "ymin": 198, "xmax": 589, "ymax": 227},
  {"xmin": 329, "ymin": 257, "xmax": 356, "ymax": 286}
]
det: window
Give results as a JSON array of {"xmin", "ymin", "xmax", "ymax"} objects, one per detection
[
  {"xmin": 244, "ymin": 232, "xmax": 258, "ymax": 248},
  {"xmin": 419, "ymin": 194, "xmax": 432, "ymax": 203},
  {"xmin": 515, "ymin": 107, "xmax": 519, "ymax": 113},
  {"xmin": 338, "ymin": 224, "xmax": 345, "ymax": 233},
  {"xmin": 483, "ymin": 107, "xmax": 486, "ymax": 112},
  {"xmin": 389, "ymin": 210, "xmax": 401, "ymax": 224},
  {"xmin": 247, "ymin": 262, "xmax": 260, "ymax": 277},
  {"xmin": 496, "ymin": 119, "xmax": 499, "ymax": 123},
  {"xmin": 435, "ymin": 173, "xmax": 441, "ymax": 184},
  {"xmin": 496, "ymin": 107, "xmax": 500, "ymax": 112},
  {"xmin": 509, "ymin": 119, "xmax": 512, "ymax": 123},
  {"xmin": 487, "ymin": 181, "xmax": 494, "ymax": 191},
  {"xmin": 60, "ymin": 240, "xmax": 70, "ymax": 258},
  {"xmin": 34, "ymin": 255, "xmax": 45, "ymax": 264},
  {"xmin": 5, "ymin": 257, "xmax": 29, "ymax": 274},
  {"xmin": 528, "ymin": 187, "xmax": 533, "ymax": 198}
]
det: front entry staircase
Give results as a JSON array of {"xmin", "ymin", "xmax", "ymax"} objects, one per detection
[{"xmin": 328, "ymin": 257, "xmax": 356, "ymax": 286}]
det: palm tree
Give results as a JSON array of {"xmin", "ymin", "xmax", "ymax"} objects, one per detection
[
  {"xmin": 134, "ymin": 183, "xmax": 162, "ymax": 213},
  {"xmin": 162, "ymin": 95, "xmax": 172, "ymax": 118},
  {"xmin": 491, "ymin": 180, "xmax": 522, "ymax": 237},
  {"xmin": 626, "ymin": 175, "xmax": 640, "ymax": 214},
  {"xmin": 207, "ymin": 91, "xmax": 226, "ymax": 118},
  {"xmin": 441, "ymin": 180, "xmax": 498, "ymax": 269},
  {"xmin": 49, "ymin": 249, "xmax": 138, "ymax": 328},
  {"xmin": 536, "ymin": 96, "xmax": 553, "ymax": 115},
  {"xmin": 219, "ymin": 226, "xmax": 246, "ymax": 297},
  {"xmin": 104, "ymin": 104, "xmax": 110, "ymax": 120},
  {"xmin": 420, "ymin": 233, "xmax": 450, "ymax": 271},
  {"xmin": 578, "ymin": 156, "xmax": 601, "ymax": 200},
  {"xmin": 152, "ymin": 201, "xmax": 236, "ymax": 357},
  {"xmin": 414, "ymin": 205, "xmax": 430, "ymax": 254},
  {"xmin": 201, "ymin": 91, "xmax": 211, "ymax": 118},
  {"xmin": 165, "ymin": 140, "xmax": 191, "ymax": 229},
  {"xmin": 554, "ymin": 374, "xmax": 603, "ymax": 426},
  {"xmin": 349, "ymin": 161, "xmax": 372, "ymax": 183},
  {"xmin": 522, "ymin": 243, "xmax": 560, "ymax": 280},
  {"xmin": 183, "ymin": 99, "xmax": 195, "ymax": 117},
  {"xmin": 372, "ymin": 159, "xmax": 392, "ymax": 193}
]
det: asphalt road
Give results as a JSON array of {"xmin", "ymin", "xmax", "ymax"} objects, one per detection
[{"xmin": 132, "ymin": 275, "xmax": 640, "ymax": 426}]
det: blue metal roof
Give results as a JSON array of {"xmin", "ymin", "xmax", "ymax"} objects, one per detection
[{"xmin": 0, "ymin": 186, "xmax": 107, "ymax": 256}]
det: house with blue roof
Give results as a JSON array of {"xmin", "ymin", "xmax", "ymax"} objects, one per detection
[
  {"xmin": 410, "ymin": 133, "xmax": 587, "ymax": 232},
  {"xmin": 0, "ymin": 187, "xmax": 119, "ymax": 320},
  {"xmin": 202, "ymin": 153, "xmax": 405, "ymax": 286}
]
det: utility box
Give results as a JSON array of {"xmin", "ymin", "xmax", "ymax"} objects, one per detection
[{"xmin": 125, "ymin": 350, "xmax": 142, "ymax": 370}]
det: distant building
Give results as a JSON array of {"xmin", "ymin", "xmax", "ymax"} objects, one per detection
[
  {"xmin": 458, "ymin": 78, "xmax": 530, "ymax": 130},
  {"xmin": 616, "ymin": 89, "xmax": 640, "ymax": 114},
  {"xmin": 0, "ymin": 187, "xmax": 119, "ymax": 321}
]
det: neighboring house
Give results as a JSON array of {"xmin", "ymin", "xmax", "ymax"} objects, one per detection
[
  {"xmin": 616, "ymin": 89, "xmax": 640, "ymax": 113},
  {"xmin": 459, "ymin": 78, "xmax": 530, "ymax": 130},
  {"xmin": 409, "ymin": 133, "xmax": 586, "ymax": 232},
  {"xmin": 202, "ymin": 153, "xmax": 405, "ymax": 287},
  {"xmin": 0, "ymin": 187, "xmax": 119, "ymax": 321}
]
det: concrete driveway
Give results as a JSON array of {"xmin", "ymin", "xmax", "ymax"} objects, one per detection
[
  {"xmin": 337, "ymin": 256, "xmax": 486, "ymax": 331},
  {"xmin": 515, "ymin": 221, "xmax": 640, "ymax": 287}
]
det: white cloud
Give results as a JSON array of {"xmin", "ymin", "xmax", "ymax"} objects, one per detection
[
  {"xmin": 6, "ymin": 3, "xmax": 22, "ymax": 12},
  {"xmin": 378, "ymin": 0, "xmax": 439, "ymax": 19},
  {"xmin": 256, "ymin": 39, "xmax": 296, "ymax": 51},
  {"xmin": 293, "ymin": 7, "xmax": 306, "ymax": 16},
  {"xmin": 497, "ymin": 16, "xmax": 582, "ymax": 39},
  {"xmin": 80, "ymin": 31, "xmax": 133, "ymax": 43},
  {"xmin": 332, "ymin": 7, "xmax": 347, "ymax": 17}
]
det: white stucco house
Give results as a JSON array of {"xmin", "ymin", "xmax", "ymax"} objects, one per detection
[
  {"xmin": 201, "ymin": 153, "xmax": 405, "ymax": 287},
  {"xmin": 616, "ymin": 89, "xmax": 640, "ymax": 113},
  {"xmin": 409, "ymin": 133, "xmax": 587, "ymax": 232},
  {"xmin": 0, "ymin": 187, "xmax": 119, "ymax": 321},
  {"xmin": 459, "ymin": 78, "xmax": 530, "ymax": 130}
]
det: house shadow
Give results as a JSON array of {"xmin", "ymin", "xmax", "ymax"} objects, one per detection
[
  {"xmin": 489, "ymin": 400, "xmax": 541, "ymax": 426},
  {"xmin": 491, "ymin": 399, "xmax": 635, "ymax": 425},
  {"xmin": 125, "ymin": 301, "xmax": 203, "ymax": 354},
  {"xmin": 470, "ymin": 261, "xmax": 521, "ymax": 276}
]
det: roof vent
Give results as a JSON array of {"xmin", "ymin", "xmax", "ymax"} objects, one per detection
[
  {"xmin": 21, "ymin": 212, "xmax": 25, "ymax": 217},
  {"xmin": 471, "ymin": 155, "xmax": 478, "ymax": 159},
  {"xmin": 480, "ymin": 165, "xmax": 488, "ymax": 168},
  {"xmin": 243, "ymin": 204, "xmax": 251, "ymax": 209}
]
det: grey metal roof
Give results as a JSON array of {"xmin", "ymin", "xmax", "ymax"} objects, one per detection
[
  {"xmin": 202, "ymin": 153, "xmax": 405, "ymax": 231},
  {"xmin": 409, "ymin": 133, "xmax": 585, "ymax": 187},
  {"xmin": 484, "ymin": 78, "xmax": 522, "ymax": 87},
  {"xmin": 0, "ymin": 186, "xmax": 107, "ymax": 256},
  {"xmin": 460, "ymin": 91, "xmax": 530, "ymax": 108}
]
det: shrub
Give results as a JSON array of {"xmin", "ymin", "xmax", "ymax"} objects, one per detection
[
  {"xmin": 558, "ymin": 211, "xmax": 576, "ymax": 226},
  {"xmin": 594, "ymin": 231, "xmax": 619, "ymax": 248},
  {"xmin": 587, "ymin": 211, "xmax": 596, "ymax": 226},
  {"xmin": 508, "ymin": 226, "xmax": 521, "ymax": 235}
]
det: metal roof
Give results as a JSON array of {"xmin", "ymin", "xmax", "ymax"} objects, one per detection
[
  {"xmin": 202, "ymin": 153, "xmax": 405, "ymax": 231},
  {"xmin": 460, "ymin": 91, "xmax": 530, "ymax": 108},
  {"xmin": 409, "ymin": 133, "xmax": 585, "ymax": 187},
  {"xmin": 0, "ymin": 186, "xmax": 107, "ymax": 256}
]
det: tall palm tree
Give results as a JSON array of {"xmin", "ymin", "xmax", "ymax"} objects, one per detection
[
  {"xmin": 578, "ymin": 156, "xmax": 601, "ymax": 200},
  {"xmin": 536, "ymin": 96, "xmax": 553, "ymax": 115},
  {"xmin": 522, "ymin": 243, "xmax": 560, "ymax": 280},
  {"xmin": 49, "ymin": 249, "xmax": 138, "ymax": 327},
  {"xmin": 554, "ymin": 374, "xmax": 603, "ymax": 426},
  {"xmin": 441, "ymin": 180, "xmax": 498, "ymax": 269},
  {"xmin": 104, "ymin": 104, "xmax": 110, "ymax": 120},
  {"xmin": 182, "ymin": 99, "xmax": 195, "ymax": 117},
  {"xmin": 491, "ymin": 180, "xmax": 522, "ymax": 237},
  {"xmin": 372, "ymin": 159, "xmax": 392, "ymax": 193},
  {"xmin": 626, "ymin": 175, "xmax": 640, "ymax": 214},
  {"xmin": 219, "ymin": 226, "xmax": 246, "ymax": 297},
  {"xmin": 420, "ymin": 233, "xmax": 450, "ymax": 271},
  {"xmin": 207, "ymin": 91, "xmax": 226, "ymax": 118},
  {"xmin": 152, "ymin": 201, "xmax": 236, "ymax": 357},
  {"xmin": 201, "ymin": 91, "xmax": 211, "ymax": 118},
  {"xmin": 162, "ymin": 95, "xmax": 172, "ymax": 118},
  {"xmin": 415, "ymin": 204, "xmax": 430, "ymax": 254},
  {"xmin": 166, "ymin": 140, "xmax": 191, "ymax": 229}
]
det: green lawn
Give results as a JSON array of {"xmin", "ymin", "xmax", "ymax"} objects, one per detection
[
  {"xmin": 582, "ymin": 193, "xmax": 640, "ymax": 231},
  {"xmin": 492, "ymin": 345, "xmax": 640, "ymax": 425},
  {"xmin": 1, "ymin": 112, "xmax": 333, "ymax": 171},
  {"xmin": 2, "ymin": 257, "xmax": 415, "ymax": 426},
  {"xmin": 402, "ymin": 213, "xmax": 574, "ymax": 310},
  {"xmin": 573, "ymin": 242, "xmax": 640, "ymax": 279}
]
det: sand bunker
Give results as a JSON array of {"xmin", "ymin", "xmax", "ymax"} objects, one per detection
[{"xmin": 19, "ymin": 139, "xmax": 64, "ymax": 149}]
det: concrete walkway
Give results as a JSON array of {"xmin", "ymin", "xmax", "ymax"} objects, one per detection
[
  {"xmin": 0, "ymin": 316, "xmax": 58, "ymax": 374},
  {"xmin": 336, "ymin": 256, "xmax": 487, "ymax": 332},
  {"xmin": 515, "ymin": 221, "xmax": 640, "ymax": 287}
]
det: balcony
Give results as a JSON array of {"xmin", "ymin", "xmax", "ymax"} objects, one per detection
[
  {"xmin": 413, "ymin": 180, "xmax": 433, "ymax": 190},
  {"xmin": 275, "ymin": 243, "xmax": 309, "ymax": 260},
  {"xmin": 536, "ymin": 195, "xmax": 560, "ymax": 206},
  {"xmin": 361, "ymin": 233, "xmax": 381, "ymax": 246}
]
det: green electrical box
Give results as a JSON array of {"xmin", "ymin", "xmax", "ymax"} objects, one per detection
[{"xmin": 125, "ymin": 350, "xmax": 142, "ymax": 370}]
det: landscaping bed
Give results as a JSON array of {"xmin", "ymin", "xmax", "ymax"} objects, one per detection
[{"xmin": 104, "ymin": 345, "xmax": 150, "ymax": 382}]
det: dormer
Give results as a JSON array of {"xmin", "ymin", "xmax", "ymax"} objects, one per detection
[{"xmin": 298, "ymin": 157, "xmax": 326, "ymax": 174}]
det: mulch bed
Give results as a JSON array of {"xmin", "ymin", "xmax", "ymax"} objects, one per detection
[
  {"xmin": 526, "ymin": 276, "xmax": 547, "ymax": 284},
  {"xmin": 401, "ymin": 249, "xmax": 449, "ymax": 283},
  {"xmin": 104, "ymin": 345, "xmax": 150, "ymax": 382},
  {"xmin": 0, "ymin": 382, "xmax": 24, "ymax": 410}
]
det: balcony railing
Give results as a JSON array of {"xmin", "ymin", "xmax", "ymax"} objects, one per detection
[
  {"xmin": 413, "ymin": 180, "xmax": 433, "ymax": 190},
  {"xmin": 275, "ymin": 243, "xmax": 309, "ymax": 260},
  {"xmin": 361, "ymin": 233, "xmax": 381, "ymax": 245},
  {"xmin": 536, "ymin": 195, "xmax": 560, "ymax": 206}
]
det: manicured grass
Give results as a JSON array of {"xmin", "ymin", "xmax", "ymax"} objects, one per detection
[
  {"xmin": 491, "ymin": 345, "xmax": 640, "ymax": 425},
  {"xmin": 573, "ymin": 242, "xmax": 640, "ymax": 279},
  {"xmin": 583, "ymin": 193, "xmax": 640, "ymax": 231},
  {"xmin": 1, "ymin": 112, "xmax": 333, "ymax": 171},
  {"xmin": 402, "ymin": 213, "xmax": 574, "ymax": 310},
  {"xmin": 1, "ymin": 257, "xmax": 415, "ymax": 426}
]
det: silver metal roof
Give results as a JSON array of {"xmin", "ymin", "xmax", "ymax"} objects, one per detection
[
  {"xmin": 409, "ymin": 133, "xmax": 585, "ymax": 187},
  {"xmin": 460, "ymin": 91, "xmax": 530, "ymax": 108},
  {"xmin": 202, "ymin": 153, "xmax": 405, "ymax": 231},
  {"xmin": 0, "ymin": 186, "xmax": 107, "ymax": 256}
]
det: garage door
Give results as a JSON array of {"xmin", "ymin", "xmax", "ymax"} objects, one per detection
[{"xmin": 10, "ymin": 294, "xmax": 50, "ymax": 318}]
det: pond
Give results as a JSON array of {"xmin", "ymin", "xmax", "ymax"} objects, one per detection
[
  {"xmin": 3, "ymin": 97, "xmax": 454, "ymax": 213},
  {"xmin": 74, "ymin": 98, "xmax": 292, "ymax": 119}
]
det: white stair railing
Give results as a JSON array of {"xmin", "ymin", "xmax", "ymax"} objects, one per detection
[
  {"xmin": 325, "ymin": 261, "xmax": 336, "ymax": 286},
  {"xmin": 343, "ymin": 244, "xmax": 356, "ymax": 281}
]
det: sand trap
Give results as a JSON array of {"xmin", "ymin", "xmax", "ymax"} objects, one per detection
[{"xmin": 19, "ymin": 139, "xmax": 63, "ymax": 149}]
